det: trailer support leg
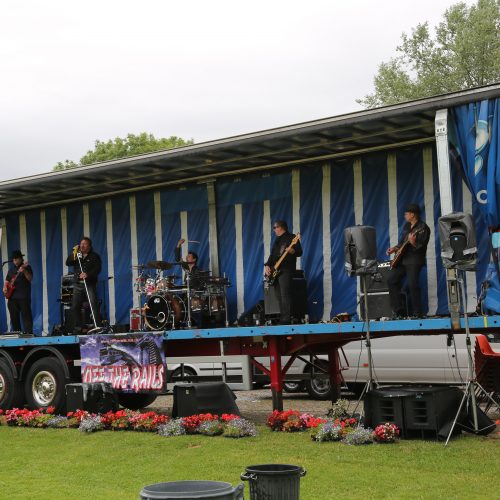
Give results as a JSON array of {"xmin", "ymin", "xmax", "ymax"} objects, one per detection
[
  {"xmin": 328, "ymin": 346, "xmax": 342, "ymax": 403},
  {"xmin": 269, "ymin": 336, "xmax": 283, "ymax": 411}
]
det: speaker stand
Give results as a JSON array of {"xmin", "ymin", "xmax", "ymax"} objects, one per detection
[
  {"xmin": 445, "ymin": 271, "xmax": 500, "ymax": 445},
  {"xmin": 352, "ymin": 274, "xmax": 377, "ymax": 416}
]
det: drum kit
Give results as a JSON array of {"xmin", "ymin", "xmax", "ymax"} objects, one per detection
[{"xmin": 133, "ymin": 260, "xmax": 230, "ymax": 331}]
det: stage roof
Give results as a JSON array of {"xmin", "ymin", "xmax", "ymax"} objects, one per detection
[{"xmin": 1, "ymin": 83, "xmax": 500, "ymax": 214}]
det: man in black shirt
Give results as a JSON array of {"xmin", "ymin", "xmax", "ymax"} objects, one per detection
[
  {"xmin": 175, "ymin": 238, "xmax": 201, "ymax": 276},
  {"xmin": 3, "ymin": 250, "xmax": 33, "ymax": 333},
  {"xmin": 386, "ymin": 203, "xmax": 431, "ymax": 318},
  {"xmin": 264, "ymin": 220, "xmax": 303, "ymax": 324},
  {"xmin": 65, "ymin": 237, "xmax": 102, "ymax": 333}
]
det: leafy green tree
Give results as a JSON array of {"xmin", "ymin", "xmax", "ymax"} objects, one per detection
[
  {"xmin": 358, "ymin": 0, "xmax": 500, "ymax": 108},
  {"xmin": 53, "ymin": 133, "xmax": 193, "ymax": 171}
]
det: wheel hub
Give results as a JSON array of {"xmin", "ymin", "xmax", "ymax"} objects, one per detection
[
  {"xmin": 0, "ymin": 373, "xmax": 5, "ymax": 401},
  {"xmin": 32, "ymin": 370, "xmax": 57, "ymax": 406}
]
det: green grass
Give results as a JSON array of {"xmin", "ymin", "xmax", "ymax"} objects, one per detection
[{"xmin": 0, "ymin": 426, "xmax": 499, "ymax": 499}]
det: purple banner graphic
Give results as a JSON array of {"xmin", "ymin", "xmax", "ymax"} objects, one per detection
[{"xmin": 79, "ymin": 333, "xmax": 166, "ymax": 393}]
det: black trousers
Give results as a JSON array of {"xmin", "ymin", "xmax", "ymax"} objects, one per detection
[
  {"xmin": 275, "ymin": 268, "xmax": 293, "ymax": 324},
  {"xmin": 387, "ymin": 263, "xmax": 424, "ymax": 316},
  {"xmin": 8, "ymin": 298, "xmax": 33, "ymax": 334},
  {"xmin": 69, "ymin": 282, "xmax": 101, "ymax": 333}
]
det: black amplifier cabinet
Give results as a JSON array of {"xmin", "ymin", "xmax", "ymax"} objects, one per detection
[
  {"xmin": 66, "ymin": 383, "xmax": 118, "ymax": 414},
  {"xmin": 264, "ymin": 270, "xmax": 307, "ymax": 320},
  {"xmin": 360, "ymin": 292, "xmax": 395, "ymax": 320},
  {"xmin": 360, "ymin": 261, "xmax": 391, "ymax": 293}
]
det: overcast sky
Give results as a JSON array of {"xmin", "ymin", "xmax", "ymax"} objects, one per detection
[{"xmin": 0, "ymin": 0, "xmax": 474, "ymax": 181}]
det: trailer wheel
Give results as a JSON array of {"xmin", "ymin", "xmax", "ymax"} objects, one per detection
[
  {"xmin": 118, "ymin": 393, "xmax": 157, "ymax": 410},
  {"xmin": 305, "ymin": 361, "xmax": 333, "ymax": 400},
  {"xmin": 169, "ymin": 366, "xmax": 197, "ymax": 383},
  {"xmin": 0, "ymin": 359, "xmax": 24, "ymax": 410},
  {"xmin": 24, "ymin": 357, "xmax": 67, "ymax": 413}
]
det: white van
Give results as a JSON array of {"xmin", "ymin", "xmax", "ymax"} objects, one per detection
[{"xmin": 166, "ymin": 333, "xmax": 500, "ymax": 399}]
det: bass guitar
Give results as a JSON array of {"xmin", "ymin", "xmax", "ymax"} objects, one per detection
[
  {"xmin": 4, "ymin": 262, "xmax": 29, "ymax": 299},
  {"xmin": 390, "ymin": 229, "xmax": 425, "ymax": 269},
  {"xmin": 265, "ymin": 233, "xmax": 301, "ymax": 287}
]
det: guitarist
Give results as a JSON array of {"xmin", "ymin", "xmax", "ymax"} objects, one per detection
[
  {"xmin": 3, "ymin": 250, "xmax": 33, "ymax": 334},
  {"xmin": 264, "ymin": 220, "xmax": 303, "ymax": 324},
  {"xmin": 386, "ymin": 204, "xmax": 430, "ymax": 319}
]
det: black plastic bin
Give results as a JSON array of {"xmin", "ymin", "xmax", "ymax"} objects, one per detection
[
  {"xmin": 241, "ymin": 464, "xmax": 306, "ymax": 500},
  {"xmin": 139, "ymin": 480, "xmax": 244, "ymax": 499}
]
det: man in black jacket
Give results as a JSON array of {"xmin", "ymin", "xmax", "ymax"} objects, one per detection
[
  {"xmin": 3, "ymin": 250, "xmax": 33, "ymax": 334},
  {"xmin": 386, "ymin": 203, "xmax": 431, "ymax": 318},
  {"xmin": 264, "ymin": 220, "xmax": 303, "ymax": 324},
  {"xmin": 65, "ymin": 237, "xmax": 102, "ymax": 333}
]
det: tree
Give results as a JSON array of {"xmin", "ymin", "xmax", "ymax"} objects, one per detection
[
  {"xmin": 53, "ymin": 133, "xmax": 194, "ymax": 171},
  {"xmin": 357, "ymin": 0, "xmax": 500, "ymax": 108}
]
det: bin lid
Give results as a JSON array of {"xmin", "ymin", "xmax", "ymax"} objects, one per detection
[
  {"xmin": 140, "ymin": 480, "xmax": 239, "ymax": 499},
  {"xmin": 244, "ymin": 464, "xmax": 304, "ymax": 475}
]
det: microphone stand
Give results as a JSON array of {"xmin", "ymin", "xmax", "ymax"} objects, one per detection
[{"xmin": 75, "ymin": 251, "xmax": 99, "ymax": 331}]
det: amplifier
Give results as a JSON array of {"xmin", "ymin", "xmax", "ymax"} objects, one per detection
[
  {"xmin": 264, "ymin": 270, "xmax": 307, "ymax": 320},
  {"xmin": 360, "ymin": 261, "xmax": 391, "ymax": 293},
  {"xmin": 359, "ymin": 291, "xmax": 406, "ymax": 320},
  {"xmin": 66, "ymin": 382, "xmax": 118, "ymax": 414}
]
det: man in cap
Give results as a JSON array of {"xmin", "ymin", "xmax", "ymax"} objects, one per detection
[
  {"xmin": 3, "ymin": 250, "xmax": 33, "ymax": 333},
  {"xmin": 386, "ymin": 203, "xmax": 431, "ymax": 318}
]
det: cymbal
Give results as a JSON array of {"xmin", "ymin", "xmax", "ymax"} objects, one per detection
[
  {"xmin": 132, "ymin": 264, "xmax": 146, "ymax": 269},
  {"xmin": 146, "ymin": 260, "xmax": 172, "ymax": 270}
]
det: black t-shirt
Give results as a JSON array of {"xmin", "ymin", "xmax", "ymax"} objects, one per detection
[
  {"xmin": 265, "ymin": 231, "xmax": 303, "ymax": 271},
  {"xmin": 6, "ymin": 264, "xmax": 33, "ymax": 300},
  {"xmin": 65, "ymin": 250, "xmax": 102, "ymax": 285}
]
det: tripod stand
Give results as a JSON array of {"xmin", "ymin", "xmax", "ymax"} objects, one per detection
[
  {"xmin": 445, "ymin": 270, "xmax": 500, "ymax": 445},
  {"xmin": 352, "ymin": 274, "xmax": 377, "ymax": 414}
]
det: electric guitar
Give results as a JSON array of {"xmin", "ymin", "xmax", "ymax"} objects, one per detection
[
  {"xmin": 265, "ymin": 233, "xmax": 301, "ymax": 287},
  {"xmin": 390, "ymin": 228, "xmax": 425, "ymax": 269},
  {"xmin": 4, "ymin": 262, "xmax": 29, "ymax": 299}
]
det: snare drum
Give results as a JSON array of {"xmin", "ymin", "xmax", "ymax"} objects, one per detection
[{"xmin": 145, "ymin": 277, "xmax": 157, "ymax": 295}]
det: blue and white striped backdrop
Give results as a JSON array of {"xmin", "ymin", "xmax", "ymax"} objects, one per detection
[{"xmin": 0, "ymin": 144, "xmax": 489, "ymax": 334}]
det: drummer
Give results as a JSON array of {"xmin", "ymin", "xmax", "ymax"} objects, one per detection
[{"xmin": 175, "ymin": 239, "xmax": 202, "ymax": 276}]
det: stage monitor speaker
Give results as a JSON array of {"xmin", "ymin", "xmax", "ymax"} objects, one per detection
[
  {"xmin": 172, "ymin": 382, "xmax": 241, "ymax": 418},
  {"xmin": 360, "ymin": 261, "xmax": 391, "ymax": 293},
  {"xmin": 438, "ymin": 212, "xmax": 477, "ymax": 270},
  {"xmin": 66, "ymin": 382, "xmax": 118, "ymax": 414},
  {"xmin": 344, "ymin": 226, "xmax": 377, "ymax": 276},
  {"xmin": 364, "ymin": 387, "xmax": 409, "ymax": 434},
  {"xmin": 264, "ymin": 270, "xmax": 307, "ymax": 319}
]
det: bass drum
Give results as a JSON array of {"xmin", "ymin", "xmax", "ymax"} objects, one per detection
[{"xmin": 144, "ymin": 293, "xmax": 186, "ymax": 330}]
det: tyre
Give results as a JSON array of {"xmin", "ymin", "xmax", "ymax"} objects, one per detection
[
  {"xmin": 305, "ymin": 361, "xmax": 333, "ymax": 400},
  {"xmin": 24, "ymin": 357, "xmax": 68, "ymax": 413},
  {"xmin": 0, "ymin": 358, "xmax": 24, "ymax": 410},
  {"xmin": 118, "ymin": 393, "xmax": 157, "ymax": 410},
  {"xmin": 169, "ymin": 366, "xmax": 197, "ymax": 383}
]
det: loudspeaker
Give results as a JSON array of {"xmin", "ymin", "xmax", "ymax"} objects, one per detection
[
  {"xmin": 172, "ymin": 382, "xmax": 240, "ymax": 418},
  {"xmin": 364, "ymin": 387, "xmax": 408, "ymax": 434},
  {"xmin": 344, "ymin": 226, "xmax": 378, "ymax": 276},
  {"xmin": 264, "ymin": 270, "xmax": 307, "ymax": 319},
  {"xmin": 66, "ymin": 382, "xmax": 118, "ymax": 414},
  {"xmin": 438, "ymin": 212, "xmax": 477, "ymax": 270},
  {"xmin": 359, "ymin": 292, "xmax": 405, "ymax": 320},
  {"xmin": 360, "ymin": 261, "xmax": 391, "ymax": 293}
]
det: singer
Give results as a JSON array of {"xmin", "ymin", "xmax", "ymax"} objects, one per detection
[
  {"xmin": 65, "ymin": 237, "xmax": 102, "ymax": 334},
  {"xmin": 3, "ymin": 250, "xmax": 33, "ymax": 334}
]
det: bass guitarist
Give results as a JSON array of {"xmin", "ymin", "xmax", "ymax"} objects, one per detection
[
  {"xmin": 3, "ymin": 250, "xmax": 33, "ymax": 334},
  {"xmin": 264, "ymin": 220, "xmax": 302, "ymax": 324},
  {"xmin": 386, "ymin": 203, "xmax": 430, "ymax": 319}
]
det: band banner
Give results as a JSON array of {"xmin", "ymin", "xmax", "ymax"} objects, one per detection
[{"xmin": 79, "ymin": 332, "xmax": 166, "ymax": 393}]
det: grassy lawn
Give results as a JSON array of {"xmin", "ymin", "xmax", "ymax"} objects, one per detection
[{"xmin": 0, "ymin": 426, "xmax": 499, "ymax": 499}]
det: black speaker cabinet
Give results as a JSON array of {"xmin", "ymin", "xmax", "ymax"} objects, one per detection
[
  {"xmin": 364, "ymin": 387, "xmax": 409, "ymax": 434},
  {"xmin": 264, "ymin": 270, "xmax": 307, "ymax": 320},
  {"xmin": 66, "ymin": 382, "xmax": 118, "ymax": 414},
  {"xmin": 360, "ymin": 262, "xmax": 391, "ymax": 293},
  {"xmin": 172, "ymin": 382, "xmax": 240, "ymax": 418},
  {"xmin": 344, "ymin": 225, "xmax": 378, "ymax": 276}
]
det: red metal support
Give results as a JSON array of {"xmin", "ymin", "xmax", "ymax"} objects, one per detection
[
  {"xmin": 269, "ymin": 336, "xmax": 283, "ymax": 411},
  {"xmin": 327, "ymin": 346, "xmax": 342, "ymax": 403}
]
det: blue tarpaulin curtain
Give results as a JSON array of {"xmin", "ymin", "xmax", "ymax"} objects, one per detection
[{"xmin": 451, "ymin": 99, "xmax": 500, "ymax": 311}]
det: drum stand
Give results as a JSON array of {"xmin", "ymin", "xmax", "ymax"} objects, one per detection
[{"xmin": 186, "ymin": 272, "xmax": 193, "ymax": 328}]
